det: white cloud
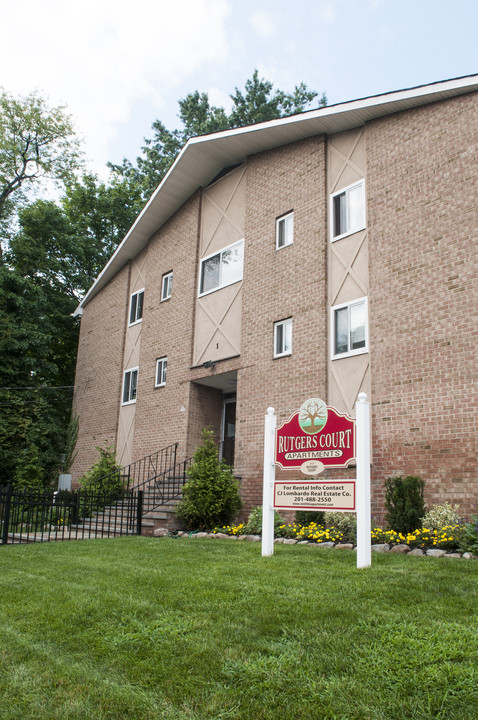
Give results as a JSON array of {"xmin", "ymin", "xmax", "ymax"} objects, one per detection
[
  {"xmin": 320, "ymin": 4, "xmax": 336, "ymax": 23},
  {"xmin": 250, "ymin": 9, "xmax": 277, "ymax": 39},
  {"xmin": 1, "ymin": 0, "xmax": 231, "ymax": 172}
]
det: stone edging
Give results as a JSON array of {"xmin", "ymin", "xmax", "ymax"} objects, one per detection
[{"xmin": 153, "ymin": 529, "xmax": 477, "ymax": 559}]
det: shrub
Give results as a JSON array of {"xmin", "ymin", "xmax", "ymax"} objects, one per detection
[
  {"xmin": 420, "ymin": 502, "xmax": 461, "ymax": 532},
  {"xmin": 78, "ymin": 446, "xmax": 124, "ymax": 499},
  {"xmin": 245, "ymin": 506, "xmax": 286, "ymax": 535},
  {"xmin": 324, "ymin": 511, "xmax": 357, "ymax": 543},
  {"xmin": 295, "ymin": 509, "xmax": 325, "ymax": 526},
  {"xmin": 460, "ymin": 516, "xmax": 478, "ymax": 555},
  {"xmin": 175, "ymin": 428, "xmax": 242, "ymax": 531},
  {"xmin": 13, "ymin": 444, "xmax": 45, "ymax": 491},
  {"xmin": 384, "ymin": 475, "xmax": 426, "ymax": 534}
]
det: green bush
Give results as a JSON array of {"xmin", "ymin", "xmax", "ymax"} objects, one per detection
[
  {"xmin": 324, "ymin": 511, "xmax": 357, "ymax": 543},
  {"xmin": 175, "ymin": 429, "xmax": 242, "ymax": 531},
  {"xmin": 295, "ymin": 509, "xmax": 325, "ymax": 526},
  {"xmin": 384, "ymin": 475, "xmax": 426, "ymax": 534},
  {"xmin": 460, "ymin": 516, "xmax": 478, "ymax": 555},
  {"xmin": 78, "ymin": 446, "xmax": 124, "ymax": 499},
  {"xmin": 13, "ymin": 444, "xmax": 45, "ymax": 491},
  {"xmin": 420, "ymin": 502, "xmax": 461, "ymax": 531},
  {"xmin": 245, "ymin": 506, "xmax": 286, "ymax": 535}
]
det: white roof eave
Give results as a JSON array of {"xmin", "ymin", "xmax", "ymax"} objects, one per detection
[{"xmin": 75, "ymin": 73, "xmax": 478, "ymax": 314}]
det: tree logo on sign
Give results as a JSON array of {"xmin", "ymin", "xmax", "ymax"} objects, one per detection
[{"xmin": 298, "ymin": 398, "xmax": 328, "ymax": 434}]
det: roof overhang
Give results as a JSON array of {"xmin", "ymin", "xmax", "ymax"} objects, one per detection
[{"xmin": 75, "ymin": 73, "xmax": 478, "ymax": 314}]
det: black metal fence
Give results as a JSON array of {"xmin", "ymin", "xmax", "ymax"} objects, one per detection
[{"xmin": 0, "ymin": 485, "xmax": 143, "ymax": 545}]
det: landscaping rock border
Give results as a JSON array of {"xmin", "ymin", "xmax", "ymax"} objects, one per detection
[{"xmin": 152, "ymin": 528, "xmax": 477, "ymax": 559}]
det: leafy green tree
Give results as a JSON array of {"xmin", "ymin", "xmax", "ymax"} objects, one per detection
[
  {"xmin": 0, "ymin": 264, "xmax": 73, "ymax": 486},
  {"xmin": 110, "ymin": 70, "xmax": 326, "ymax": 202},
  {"xmin": 175, "ymin": 428, "xmax": 242, "ymax": 530},
  {"xmin": 78, "ymin": 445, "xmax": 124, "ymax": 498},
  {"xmin": 0, "ymin": 72, "xmax": 325, "ymax": 488},
  {"xmin": 0, "ymin": 88, "xmax": 82, "ymax": 255}
]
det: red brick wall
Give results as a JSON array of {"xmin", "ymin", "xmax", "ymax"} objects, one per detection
[
  {"xmin": 237, "ymin": 136, "xmax": 328, "ymax": 516},
  {"xmin": 132, "ymin": 193, "xmax": 201, "ymax": 463},
  {"xmin": 71, "ymin": 263, "xmax": 130, "ymax": 482},
  {"xmin": 367, "ymin": 92, "xmax": 478, "ymax": 520}
]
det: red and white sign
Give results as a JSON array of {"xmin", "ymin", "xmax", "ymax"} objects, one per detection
[{"xmin": 275, "ymin": 398, "xmax": 355, "ymax": 474}]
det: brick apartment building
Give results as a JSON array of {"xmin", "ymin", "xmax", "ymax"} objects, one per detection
[{"xmin": 72, "ymin": 75, "xmax": 478, "ymax": 522}]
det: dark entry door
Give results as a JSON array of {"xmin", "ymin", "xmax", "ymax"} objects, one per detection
[{"xmin": 221, "ymin": 399, "xmax": 236, "ymax": 467}]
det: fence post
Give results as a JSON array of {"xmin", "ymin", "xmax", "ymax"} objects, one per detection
[
  {"xmin": 1, "ymin": 484, "xmax": 13, "ymax": 545},
  {"xmin": 356, "ymin": 392, "xmax": 371, "ymax": 569},
  {"xmin": 262, "ymin": 407, "xmax": 276, "ymax": 557},
  {"xmin": 136, "ymin": 490, "xmax": 143, "ymax": 535}
]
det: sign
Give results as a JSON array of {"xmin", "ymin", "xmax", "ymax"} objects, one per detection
[
  {"xmin": 274, "ymin": 480, "xmax": 355, "ymax": 511},
  {"xmin": 275, "ymin": 398, "xmax": 355, "ymax": 474}
]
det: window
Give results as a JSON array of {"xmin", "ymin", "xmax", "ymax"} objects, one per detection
[
  {"xmin": 276, "ymin": 212, "xmax": 294, "ymax": 249},
  {"xmin": 122, "ymin": 367, "xmax": 138, "ymax": 404},
  {"xmin": 274, "ymin": 318, "xmax": 292, "ymax": 358},
  {"xmin": 199, "ymin": 240, "xmax": 244, "ymax": 295},
  {"xmin": 161, "ymin": 272, "xmax": 173, "ymax": 301},
  {"xmin": 331, "ymin": 180, "xmax": 365, "ymax": 240},
  {"xmin": 129, "ymin": 289, "xmax": 144, "ymax": 325},
  {"xmin": 331, "ymin": 298, "xmax": 368, "ymax": 358},
  {"xmin": 155, "ymin": 357, "xmax": 167, "ymax": 387}
]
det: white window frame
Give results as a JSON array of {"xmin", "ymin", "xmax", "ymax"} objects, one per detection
[
  {"xmin": 129, "ymin": 289, "xmax": 144, "ymax": 326},
  {"xmin": 198, "ymin": 239, "xmax": 244, "ymax": 297},
  {"xmin": 155, "ymin": 356, "xmax": 167, "ymax": 387},
  {"xmin": 274, "ymin": 318, "xmax": 292, "ymax": 358},
  {"xmin": 331, "ymin": 297, "xmax": 368, "ymax": 359},
  {"xmin": 122, "ymin": 367, "xmax": 139, "ymax": 405},
  {"xmin": 276, "ymin": 211, "xmax": 294, "ymax": 250},
  {"xmin": 161, "ymin": 272, "xmax": 173, "ymax": 301},
  {"xmin": 330, "ymin": 180, "xmax": 366, "ymax": 241}
]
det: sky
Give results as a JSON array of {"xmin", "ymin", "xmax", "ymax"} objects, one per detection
[{"xmin": 2, "ymin": 0, "xmax": 478, "ymax": 180}]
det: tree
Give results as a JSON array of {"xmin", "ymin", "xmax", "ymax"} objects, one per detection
[
  {"xmin": 110, "ymin": 70, "xmax": 326, "ymax": 202},
  {"xmin": 175, "ymin": 428, "xmax": 242, "ymax": 530},
  {"xmin": 0, "ymin": 88, "xmax": 82, "ymax": 256},
  {"xmin": 0, "ymin": 72, "xmax": 326, "ymax": 487}
]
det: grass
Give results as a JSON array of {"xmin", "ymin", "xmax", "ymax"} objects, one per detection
[{"xmin": 0, "ymin": 537, "xmax": 477, "ymax": 720}]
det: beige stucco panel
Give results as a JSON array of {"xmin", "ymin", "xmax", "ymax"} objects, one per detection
[
  {"xmin": 329, "ymin": 354, "xmax": 371, "ymax": 416},
  {"xmin": 130, "ymin": 247, "xmax": 147, "ymax": 293},
  {"xmin": 330, "ymin": 230, "xmax": 368, "ymax": 305},
  {"xmin": 328, "ymin": 128, "xmax": 366, "ymax": 194},
  {"xmin": 116, "ymin": 402, "xmax": 136, "ymax": 467},
  {"xmin": 193, "ymin": 283, "xmax": 242, "ymax": 365},
  {"xmin": 123, "ymin": 322, "xmax": 142, "ymax": 370},
  {"xmin": 115, "ymin": 250, "xmax": 147, "ymax": 471},
  {"xmin": 200, "ymin": 165, "xmax": 246, "ymax": 257}
]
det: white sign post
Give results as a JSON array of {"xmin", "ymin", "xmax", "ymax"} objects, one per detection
[
  {"xmin": 262, "ymin": 394, "xmax": 371, "ymax": 568},
  {"xmin": 261, "ymin": 407, "xmax": 276, "ymax": 557},
  {"xmin": 355, "ymin": 392, "xmax": 371, "ymax": 568}
]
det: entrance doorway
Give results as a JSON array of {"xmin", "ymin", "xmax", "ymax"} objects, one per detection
[{"xmin": 221, "ymin": 396, "xmax": 236, "ymax": 467}]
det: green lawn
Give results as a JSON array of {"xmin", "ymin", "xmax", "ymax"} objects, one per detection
[{"xmin": 0, "ymin": 537, "xmax": 476, "ymax": 720}]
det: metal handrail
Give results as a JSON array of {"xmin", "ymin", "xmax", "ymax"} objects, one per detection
[
  {"xmin": 136, "ymin": 456, "xmax": 193, "ymax": 513},
  {"xmin": 88, "ymin": 442, "xmax": 179, "ymax": 493}
]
